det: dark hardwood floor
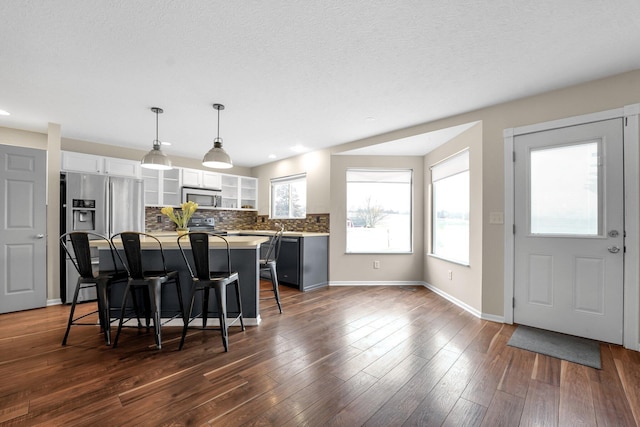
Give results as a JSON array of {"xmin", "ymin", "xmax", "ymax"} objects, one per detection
[{"xmin": 1, "ymin": 281, "xmax": 639, "ymax": 426}]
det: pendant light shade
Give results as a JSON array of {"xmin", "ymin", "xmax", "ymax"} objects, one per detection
[
  {"xmin": 141, "ymin": 107, "xmax": 172, "ymax": 170},
  {"xmin": 202, "ymin": 103, "xmax": 233, "ymax": 169}
]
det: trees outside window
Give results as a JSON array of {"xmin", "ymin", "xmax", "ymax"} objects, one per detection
[
  {"xmin": 346, "ymin": 169, "xmax": 412, "ymax": 253},
  {"xmin": 271, "ymin": 174, "xmax": 306, "ymax": 219}
]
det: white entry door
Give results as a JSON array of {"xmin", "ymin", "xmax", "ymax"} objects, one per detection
[
  {"xmin": 0, "ymin": 144, "xmax": 47, "ymax": 313},
  {"xmin": 514, "ymin": 118, "xmax": 624, "ymax": 344}
]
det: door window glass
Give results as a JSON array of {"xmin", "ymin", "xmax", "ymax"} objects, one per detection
[{"xmin": 530, "ymin": 141, "xmax": 600, "ymax": 235}]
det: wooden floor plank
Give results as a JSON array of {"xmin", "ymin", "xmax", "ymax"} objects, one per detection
[
  {"xmin": 1, "ymin": 281, "xmax": 639, "ymax": 426},
  {"xmin": 441, "ymin": 397, "xmax": 487, "ymax": 427},
  {"xmin": 497, "ymin": 347, "xmax": 536, "ymax": 399},
  {"xmin": 363, "ymin": 349, "xmax": 460, "ymax": 426},
  {"xmin": 589, "ymin": 344, "xmax": 637, "ymax": 426},
  {"xmin": 212, "ymin": 346, "xmax": 362, "ymax": 427},
  {"xmin": 460, "ymin": 342, "xmax": 513, "ymax": 407},
  {"xmin": 480, "ymin": 390, "xmax": 524, "ymax": 427},
  {"xmin": 282, "ymin": 371, "xmax": 379, "ymax": 427},
  {"xmin": 612, "ymin": 345, "xmax": 640, "ymax": 426},
  {"xmin": 239, "ymin": 373, "xmax": 345, "ymax": 426},
  {"xmin": 401, "ymin": 349, "xmax": 487, "ymax": 427},
  {"xmin": 324, "ymin": 354, "xmax": 430, "ymax": 426},
  {"xmin": 519, "ymin": 379, "xmax": 559, "ymax": 427},
  {"xmin": 530, "ymin": 353, "xmax": 562, "ymax": 386},
  {"xmin": 558, "ymin": 360, "xmax": 597, "ymax": 426}
]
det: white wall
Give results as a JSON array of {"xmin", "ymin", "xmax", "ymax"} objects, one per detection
[
  {"xmin": 329, "ymin": 155, "xmax": 425, "ymax": 283},
  {"xmin": 252, "ymin": 149, "xmax": 331, "ymax": 215},
  {"xmin": 323, "ymin": 69, "xmax": 640, "ymax": 319}
]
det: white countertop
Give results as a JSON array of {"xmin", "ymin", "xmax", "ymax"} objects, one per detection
[{"xmin": 96, "ymin": 233, "xmax": 269, "ymax": 250}]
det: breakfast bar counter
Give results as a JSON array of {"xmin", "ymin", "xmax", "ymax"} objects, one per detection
[{"xmin": 97, "ymin": 234, "xmax": 269, "ymax": 325}]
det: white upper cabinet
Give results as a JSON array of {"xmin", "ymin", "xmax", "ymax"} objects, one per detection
[
  {"xmin": 181, "ymin": 168, "xmax": 221, "ymax": 190},
  {"xmin": 62, "ymin": 152, "xmax": 254, "ymax": 209},
  {"xmin": 141, "ymin": 168, "xmax": 160, "ymax": 206},
  {"xmin": 61, "ymin": 151, "xmax": 141, "ymax": 178},
  {"xmin": 181, "ymin": 168, "xmax": 201, "ymax": 187},
  {"xmin": 141, "ymin": 167, "xmax": 181, "ymax": 206},
  {"xmin": 220, "ymin": 174, "xmax": 257, "ymax": 210},
  {"xmin": 239, "ymin": 176, "xmax": 257, "ymax": 209},
  {"xmin": 104, "ymin": 157, "xmax": 141, "ymax": 177},
  {"xmin": 61, "ymin": 152, "xmax": 104, "ymax": 174},
  {"xmin": 162, "ymin": 168, "xmax": 181, "ymax": 206},
  {"xmin": 202, "ymin": 172, "xmax": 222, "ymax": 190}
]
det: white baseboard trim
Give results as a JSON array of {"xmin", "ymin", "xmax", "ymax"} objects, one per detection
[
  {"xmin": 423, "ymin": 282, "xmax": 483, "ymax": 319},
  {"xmin": 480, "ymin": 312, "xmax": 505, "ymax": 323},
  {"xmin": 329, "ymin": 281, "xmax": 504, "ymax": 322},
  {"xmin": 47, "ymin": 299, "xmax": 62, "ymax": 306},
  {"xmin": 422, "ymin": 282, "xmax": 504, "ymax": 322},
  {"xmin": 329, "ymin": 281, "xmax": 426, "ymax": 287}
]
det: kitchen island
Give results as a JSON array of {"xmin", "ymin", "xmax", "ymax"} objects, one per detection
[
  {"xmin": 97, "ymin": 234, "xmax": 269, "ymax": 325},
  {"xmin": 228, "ymin": 230, "xmax": 330, "ymax": 291}
]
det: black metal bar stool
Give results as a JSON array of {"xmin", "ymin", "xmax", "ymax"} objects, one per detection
[
  {"xmin": 177, "ymin": 232, "xmax": 245, "ymax": 351},
  {"xmin": 60, "ymin": 231, "xmax": 129, "ymax": 345},
  {"xmin": 111, "ymin": 232, "xmax": 185, "ymax": 350},
  {"xmin": 259, "ymin": 225, "xmax": 284, "ymax": 313}
]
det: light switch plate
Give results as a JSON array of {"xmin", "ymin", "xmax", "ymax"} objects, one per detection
[{"xmin": 489, "ymin": 211, "xmax": 504, "ymax": 224}]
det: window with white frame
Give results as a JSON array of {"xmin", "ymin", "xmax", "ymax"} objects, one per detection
[
  {"xmin": 271, "ymin": 174, "xmax": 307, "ymax": 219},
  {"xmin": 346, "ymin": 169, "xmax": 412, "ymax": 253},
  {"xmin": 431, "ymin": 150, "xmax": 470, "ymax": 265}
]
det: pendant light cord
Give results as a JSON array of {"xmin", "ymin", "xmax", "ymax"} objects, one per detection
[{"xmin": 155, "ymin": 109, "xmax": 160, "ymax": 147}]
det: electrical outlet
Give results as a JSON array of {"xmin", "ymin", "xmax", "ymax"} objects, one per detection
[
  {"xmin": 448, "ymin": 270, "xmax": 453, "ymax": 280},
  {"xmin": 374, "ymin": 260, "xmax": 380, "ymax": 269}
]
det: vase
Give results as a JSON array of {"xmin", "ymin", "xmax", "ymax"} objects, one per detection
[{"xmin": 176, "ymin": 227, "xmax": 189, "ymax": 236}]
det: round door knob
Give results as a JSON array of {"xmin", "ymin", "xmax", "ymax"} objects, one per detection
[
  {"xmin": 36, "ymin": 234, "xmax": 44, "ymax": 239},
  {"xmin": 608, "ymin": 246, "xmax": 620, "ymax": 253}
]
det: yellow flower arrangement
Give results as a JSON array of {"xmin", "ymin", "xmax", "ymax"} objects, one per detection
[{"xmin": 161, "ymin": 201, "xmax": 198, "ymax": 229}]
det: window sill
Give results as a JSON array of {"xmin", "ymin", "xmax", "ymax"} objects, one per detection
[
  {"xmin": 346, "ymin": 251, "xmax": 414, "ymax": 255},
  {"xmin": 428, "ymin": 253, "xmax": 470, "ymax": 267}
]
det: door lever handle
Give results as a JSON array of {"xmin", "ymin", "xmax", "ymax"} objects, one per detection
[{"xmin": 608, "ymin": 246, "xmax": 620, "ymax": 253}]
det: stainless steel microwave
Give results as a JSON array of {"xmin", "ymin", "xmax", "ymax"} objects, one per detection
[{"xmin": 181, "ymin": 186, "xmax": 222, "ymax": 207}]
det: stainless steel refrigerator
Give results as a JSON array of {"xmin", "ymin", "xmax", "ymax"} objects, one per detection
[{"xmin": 60, "ymin": 172, "xmax": 144, "ymax": 303}]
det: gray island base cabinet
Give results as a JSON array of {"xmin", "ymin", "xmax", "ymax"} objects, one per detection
[
  {"xmin": 97, "ymin": 235, "xmax": 268, "ymax": 325},
  {"xmin": 278, "ymin": 235, "xmax": 329, "ymax": 291},
  {"xmin": 246, "ymin": 233, "xmax": 329, "ymax": 292}
]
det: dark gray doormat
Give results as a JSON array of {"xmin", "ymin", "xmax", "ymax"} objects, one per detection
[{"xmin": 507, "ymin": 325, "xmax": 601, "ymax": 369}]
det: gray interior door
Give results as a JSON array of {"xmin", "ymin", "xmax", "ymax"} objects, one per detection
[{"xmin": 0, "ymin": 144, "xmax": 47, "ymax": 313}]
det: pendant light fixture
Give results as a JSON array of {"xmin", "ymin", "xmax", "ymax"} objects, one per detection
[
  {"xmin": 141, "ymin": 107, "xmax": 172, "ymax": 170},
  {"xmin": 202, "ymin": 103, "xmax": 233, "ymax": 169}
]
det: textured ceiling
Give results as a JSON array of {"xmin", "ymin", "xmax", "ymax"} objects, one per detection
[{"xmin": 1, "ymin": 1, "xmax": 639, "ymax": 167}]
